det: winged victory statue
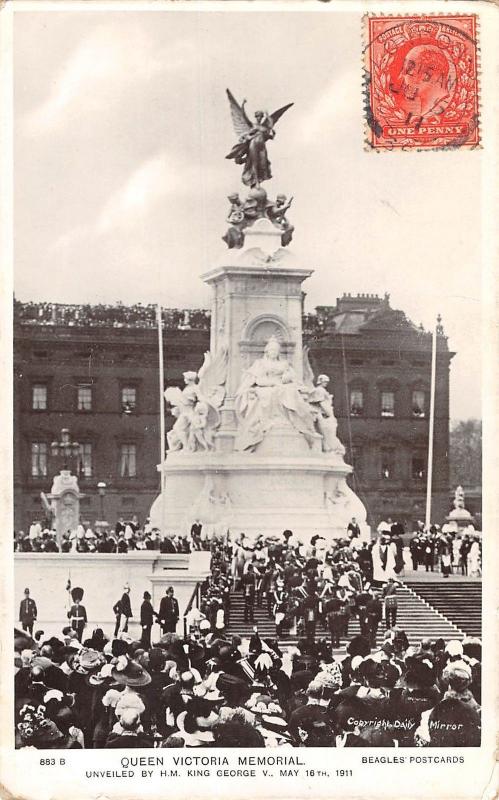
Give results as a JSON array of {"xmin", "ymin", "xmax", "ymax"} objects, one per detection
[{"xmin": 225, "ymin": 89, "xmax": 293, "ymax": 188}]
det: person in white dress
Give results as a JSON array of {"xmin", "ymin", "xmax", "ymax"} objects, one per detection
[{"xmin": 371, "ymin": 535, "xmax": 397, "ymax": 583}]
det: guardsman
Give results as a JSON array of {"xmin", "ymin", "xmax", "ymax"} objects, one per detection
[
  {"xmin": 19, "ymin": 587, "xmax": 37, "ymax": 636},
  {"xmin": 67, "ymin": 586, "xmax": 87, "ymax": 641}
]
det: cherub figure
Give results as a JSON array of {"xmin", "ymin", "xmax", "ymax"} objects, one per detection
[
  {"xmin": 267, "ymin": 194, "xmax": 294, "ymax": 246},
  {"xmin": 222, "ymin": 193, "xmax": 245, "ymax": 249}
]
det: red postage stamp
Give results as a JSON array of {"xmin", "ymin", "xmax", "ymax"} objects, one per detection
[{"xmin": 364, "ymin": 15, "xmax": 480, "ymax": 150}]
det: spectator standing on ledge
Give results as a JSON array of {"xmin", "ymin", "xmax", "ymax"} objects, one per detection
[{"xmin": 19, "ymin": 587, "xmax": 37, "ymax": 636}]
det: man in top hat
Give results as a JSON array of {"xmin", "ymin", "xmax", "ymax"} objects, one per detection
[
  {"xmin": 67, "ymin": 587, "xmax": 87, "ymax": 642},
  {"xmin": 19, "ymin": 588, "xmax": 37, "ymax": 636},
  {"xmin": 113, "ymin": 583, "xmax": 133, "ymax": 637},
  {"xmin": 157, "ymin": 586, "xmax": 179, "ymax": 634},
  {"xmin": 140, "ymin": 591, "xmax": 156, "ymax": 649}
]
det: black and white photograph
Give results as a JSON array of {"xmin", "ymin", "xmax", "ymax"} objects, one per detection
[{"xmin": 2, "ymin": 1, "xmax": 498, "ymax": 798}]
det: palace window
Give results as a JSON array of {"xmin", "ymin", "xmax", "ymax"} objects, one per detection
[
  {"xmin": 31, "ymin": 442, "xmax": 48, "ymax": 477},
  {"xmin": 32, "ymin": 384, "xmax": 47, "ymax": 410},
  {"xmin": 412, "ymin": 390, "xmax": 426, "ymax": 417},
  {"xmin": 412, "ymin": 456, "xmax": 426, "ymax": 480},
  {"xmin": 121, "ymin": 386, "xmax": 137, "ymax": 413},
  {"xmin": 78, "ymin": 443, "xmax": 93, "ymax": 477},
  {"xmin": 77, "ymin": 385, "xmax": 92, "ymax": 411},
  {"xmin": 350, "ymin": 389, "xmax": 364, "ymax": 417},
  {"xmin": 120, "ymin": 444, "xmax": 137, "ymax": 478},
  {"xmin": 381, "ymin": 391, "xmax": 395, "ymax": 417},
  {"xmin": 380, "ymin": 447, "xmax": 395, "ymax": 479}
]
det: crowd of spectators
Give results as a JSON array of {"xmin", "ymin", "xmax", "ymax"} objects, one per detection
[
  {"xmin": 14, "ymin": 299, "xmax": 211, "ymax": 331},
  {"xmin": 408, "ymin": 525, "xmax": 482, "ymax": 577},
  {"xmin": 14, "ymin": 520, "xmax": 191, "ymax": 555},
  {"xmin": 14, "ymin": 527, "xmax": 482, "ymax": 749}
]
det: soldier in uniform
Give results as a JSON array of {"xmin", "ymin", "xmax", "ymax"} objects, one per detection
[
  {"xmin": 67, "ymin": 586, "xmax": 87, "ymax": 641},
  {"xmin": 113, "ymin": 583, "xmax": 133, "ymax": 636},
  {"xmin": 157, "ymin": 586, "xmax": 180, "ymax": 634},
  {"xmin": 140, "ymin": 590, "xmax": 155, "ymax": 649},
  {"xmin": 355, "ymin": 585, "xmax": 372, "ymax": 640},
  {"xmin": 383, "ymin": 578, "xmax": 401, "ymax": 629},
  {"xmin": 242, "ymin": 564, "xmax": 256, "ymax": 623},
  {"xmin": 324, "ymin": 592, "xmax": 344, "ymax": 649},
  {"xmin": 19, "ymin": 587, "xmax": 37, "ymax": 636},
  {"xmin": 367, "ymin": 588, "xmax": 383, "ymax": 647}
]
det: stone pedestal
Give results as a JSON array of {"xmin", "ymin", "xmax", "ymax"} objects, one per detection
[
  {"xmin": 48, "ymin": 470, "xmax": 84, "ymax": 544},
  {"xmin": 152, "ymin": 233, "xmax": 369, "ymax": 543},
  {"xmin": 150, "ymin": 450, "xmax": 367, "ymax": 542}
]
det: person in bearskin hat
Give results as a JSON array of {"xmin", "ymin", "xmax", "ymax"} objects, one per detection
[{"xmin": 67, "ymin": 587, "xmax": 87, "ymax": 642}]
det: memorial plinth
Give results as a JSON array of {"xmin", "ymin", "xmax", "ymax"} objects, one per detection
[
  {"xmin": 150, "ymin": 225, "xmax": 368, "ymax": 541},
  {"xmin": 150, "ymin": 93, "xmax": 368, "ymax": 542}
]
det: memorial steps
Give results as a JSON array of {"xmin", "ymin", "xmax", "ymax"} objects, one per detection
[
  {"xmin": 226, "ymin": 586, "xmax": 465, "ymax": 649},
  {"xmin": 407, "ymin": 581, "xmax": 482, "ymax": 637}
]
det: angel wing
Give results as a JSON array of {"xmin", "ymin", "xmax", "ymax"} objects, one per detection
[
  {"xmin": 164, "ymin": 386, "xmax": 186, "ymax": 409},
  {"xmin": 302, "ymin": 345, "xmax": 315, "ymax": 391},
  {"xmin": 226, "ymin": 89, "xmax": 252, "ymax": 138},
  {"xmin": 270, "ymin": 102, "xmax": 294, "ymax": 126},
  {"xmin": 198, "ymin": 347, "xmax": 228, "ymax": 408}
]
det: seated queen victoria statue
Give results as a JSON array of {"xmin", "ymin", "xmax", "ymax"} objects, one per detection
[{"xmin": 234, "ymin": 336, "xmax": 317, "ymax": 452}]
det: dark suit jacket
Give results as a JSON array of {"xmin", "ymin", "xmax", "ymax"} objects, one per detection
[
  {"xmin": 19, "ymin": 597, "xmax": 37, "ymax": 623},
  {"xmin": 158, "ymin": 596, "xmax": 179, "ymax": 623},
  {"xmin": 140, "ymin": 600, "xmax": 154, "ymax": 626},
  {"xmin": 114, "ymin": 593, "xmax": 132, "ymax": 618}
]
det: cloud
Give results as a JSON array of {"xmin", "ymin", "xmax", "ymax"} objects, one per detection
[
  {"xmin": 24, "ymin": 26, "xmax": 194, "ymax": 135},
  {"xmin": 97, "ymin": 153, "xmax": 175, "ymax": 233}
]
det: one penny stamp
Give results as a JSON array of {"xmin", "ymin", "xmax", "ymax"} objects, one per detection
[{"xmin": 364, "ymin": 15, "xmax": 480, "ymax": 150}]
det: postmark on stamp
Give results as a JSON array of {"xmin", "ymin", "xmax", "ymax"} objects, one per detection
[{"xmin": 364, "ymin": 15, "xmax": 480, "ymax": 150}]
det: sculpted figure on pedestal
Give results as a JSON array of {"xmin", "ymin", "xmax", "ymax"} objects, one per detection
[
  {"xmin": 453, "ymin": 485, "xmax": 466, "ymax": 509},
  {"xmin": 267, "ymin": 194, "xmax": 294, "ymax": 246},
  {"xmin": 234, "ymin": 336, "xmax": 316, "ymax": 452},
  {"xmin": 164, "ymin": 348, "xmax": 228, "ymax": 453},
  {"xmin": 225, "ymin": 89, "xmax": 293, "ymax": 188},
  {"xmin": 308, "ymin": 374, "xmax": 345, "ymax": 455}
]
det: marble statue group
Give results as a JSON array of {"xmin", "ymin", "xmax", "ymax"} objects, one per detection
[{"xmin": 164, "ymin": 336, "xmax": 345, "ymax": 457}]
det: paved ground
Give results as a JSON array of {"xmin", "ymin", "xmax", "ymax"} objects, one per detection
[{"xmin": 402, "ymin": 569, "xmax": 481, "ymax": 583}]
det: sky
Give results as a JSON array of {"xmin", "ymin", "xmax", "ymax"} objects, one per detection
[{"xmin": 12, "ymin": 8, "xmax": 483, "ymax": 419}]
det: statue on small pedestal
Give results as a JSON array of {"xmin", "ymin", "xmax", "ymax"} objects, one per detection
[
  {"xmin": 164, "ymin": 349, "xmax": 228, "ymax": 453},
  {"xmin": 308, "ymin": 374, "xmax": 345, "ymax": 455},
  {"xmin": 223, "ymin": 90, "xmax": 296, "ymax": 250}
]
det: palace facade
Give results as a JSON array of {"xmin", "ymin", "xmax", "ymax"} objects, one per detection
[{"xmin": 14, "ymin": 294, "xmax": 454, "ymax": 534}]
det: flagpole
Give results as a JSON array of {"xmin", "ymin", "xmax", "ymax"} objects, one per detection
[
  {"xmin": 425, "ymin": 318, "xmax": 437, "ymax": 531},
  {"xmin": 157, "ymin": 304, "xmax": 166, "ymax": 535}
]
